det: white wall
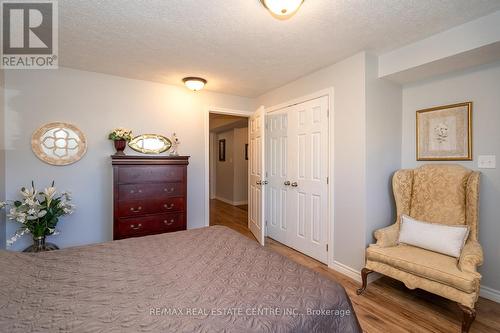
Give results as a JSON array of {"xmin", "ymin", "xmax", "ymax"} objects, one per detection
[
  {"xmin": 258, "ymin": 52, "xmax": 369, "ymax": 271},
  {"xmin": 215, "ymin": 130, "xmax": 234, "ymax": 202},
  {"xmin": 233, "ymin": 127, "xmax": 248, "ymax": 204},
  {"xmin": 4, "ymin": 67, "xmax": 254, "ymax": 250},
  {"xmin": 401, "ymin": 61, "xmax": 500, "ymax": 292},
  {"xmin": 0, "ymin": 70, "xmax": 5, "ymax": 249}
]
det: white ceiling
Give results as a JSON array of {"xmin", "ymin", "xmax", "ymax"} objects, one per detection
[{"xmin": 59, "ymin": 1, "xmax": 500, "ymax": 97}]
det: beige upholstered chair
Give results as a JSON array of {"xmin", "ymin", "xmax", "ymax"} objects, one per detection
[{"xmin": 357, "ymin": 164, "xmax": 483, "ymax": 333}]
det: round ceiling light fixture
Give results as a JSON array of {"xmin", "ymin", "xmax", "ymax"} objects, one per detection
[
  {"xmin": 182, "ymin": 77, "xmax": 207, "ymax": 91},
  {"xmin": 260, "ymin": 0, "xmax": 304, "ymax": 18}
]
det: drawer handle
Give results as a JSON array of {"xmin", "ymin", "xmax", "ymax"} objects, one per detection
[
  {"xmin": 164, "ymin": 187, "xmax": 175, "ymax": 193},
  {"xmin": 129, "ymin": 189, "xmax": 143, "ymax": 194},
  {"xmin": 163, "ymin": 203, "xmax": 174, "ymax": 210},
  {"xmin": 163, "ymin": 219, "xmax": 175, "ymax": 226},
  {"xmin": 130, "ymin": 206, "xmax": 142, "ymax": 212},
  {"xmin": 130, "ymin": 223, "xmax": 142, "ymax": 230}
]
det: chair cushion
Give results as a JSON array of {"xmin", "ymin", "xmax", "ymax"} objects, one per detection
[
  {"xmin": 367, "ymin": 244, "xmax": 478, "ymax": 293},
  {"xmin": 410, "ymin": 164, "xmax": 471, "ymax": 225},
  {"xmin": 399, "ymin": 215, "xmax": 469, "ymax": 258}
]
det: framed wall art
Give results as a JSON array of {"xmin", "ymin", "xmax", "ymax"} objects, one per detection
[
  {"xmin": 416, "ymin": 102, "xmax": 472, "ymax": 161},
  {"xmin": 218, "ymin": 139, "xmax": 226, "ymax": 161}
]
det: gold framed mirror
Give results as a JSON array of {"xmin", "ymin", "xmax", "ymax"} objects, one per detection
[
  {"xmin": 31, "ymin": 122, "xmax": 87, "ymax": 166},
  {"xmin": 128, "ymin": 134, "xmax": 172, "ymax": 154}
]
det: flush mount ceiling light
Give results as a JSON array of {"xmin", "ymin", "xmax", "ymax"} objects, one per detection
[
  {"xmin": 260, "ymin": 0, "xmax": 304, "ymax": 19},
  {"xmin": 182, "ymin": 77, "xmax": 207, "ymax": 91}
]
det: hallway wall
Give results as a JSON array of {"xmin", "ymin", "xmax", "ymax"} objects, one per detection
[{"xmin": 214, "ymin": 127, "xmax": 248, "ymax": 205}]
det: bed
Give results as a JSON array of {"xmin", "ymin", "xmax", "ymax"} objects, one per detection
[{"xmin": 0, "ymin": 226, "xmax": 361, "ymax": 332}]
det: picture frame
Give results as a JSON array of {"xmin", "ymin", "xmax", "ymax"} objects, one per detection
[
  {"xmin": 219, "ymin": 139, "xmax": 226, "ymax": 161},
  {"xmin": 416, "ymin": 102, "xmax": 472, "ymax": 161}
]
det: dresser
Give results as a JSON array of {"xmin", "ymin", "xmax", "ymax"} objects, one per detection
[{"xmin": 112, "ymin": 155, "xmax": 189, "ymax": 240}]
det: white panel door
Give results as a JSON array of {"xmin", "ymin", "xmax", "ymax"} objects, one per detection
[
  {"xmin": 266, "ymin": 96, "xmax": 329, "ymax": 263},
  {"xmin": 249, "ymin": 106, "xmax": 266, "ymax": 246},
  {"xmin": 266, "ymin": 111, "xmax": 288, "ymax": 245}
]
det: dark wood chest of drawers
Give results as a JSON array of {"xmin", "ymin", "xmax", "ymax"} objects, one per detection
[{"xmin": 112, "ymin": 155, "xmax": 189, "ymax": 240}]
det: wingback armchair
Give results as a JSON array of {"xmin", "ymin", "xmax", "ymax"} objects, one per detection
[{"xmin": 357, "ymin": 164, "xmax": 483, "ymax": 333}]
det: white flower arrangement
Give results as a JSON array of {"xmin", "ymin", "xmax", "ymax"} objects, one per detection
[
  {"xmin": 2, "ymin": 181, "xmax": 75, "ymax": 247},
  {"xmin": 108, "ymin": 128, "xmax": 133, "ymax": 141}
]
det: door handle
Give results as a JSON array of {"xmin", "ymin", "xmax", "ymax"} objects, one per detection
[
  {"xmin": 256, "ymin": 180, "xmax": 262, "ymax": 185},
  {"xmin": 284, "ymin": 181, "xmax": 291, "ymax": 186},
  {"xmin": 291, "ymin": 182, "xmax": 298, "ymax": 187},
  {"xmin": 256, "ymin": 180, "xmax": 268, "ymax": 185},
  {"xmin": 163, "ymin": 203, "xmax": 174, "ymax": 210}
]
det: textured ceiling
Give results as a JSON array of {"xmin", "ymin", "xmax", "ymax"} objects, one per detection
[{"xmin": 59, "ymin": 1, "xmax": 500, "ymax": 97}]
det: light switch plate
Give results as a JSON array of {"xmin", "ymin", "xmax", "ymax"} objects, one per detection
[{"xmin": 478, "ymin": 155, "xmax": 496, "ymax": 169}]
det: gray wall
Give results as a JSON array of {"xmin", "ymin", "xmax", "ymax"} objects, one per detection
[
  {"xmin": 215, "ymin": 130, "xmax": 235, "ymax": 202},
  {"xmin": 4, "ymin": 68, "xmax": 254, "ymax": 250},
  {"xmin": 365, "ymin": 54, "xmax": 402, "ymax": 244},
  {"xmin": 401, "ymin": 62, "xmax": 500, "ymax": 291},
  {"xmin": 0, "ymin": 70, "xmax": 5, "ymax": 249}
]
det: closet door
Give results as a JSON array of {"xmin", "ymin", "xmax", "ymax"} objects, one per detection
[
  {"xmin": 266, "ymin": 111, "xmax": 289, "ymax": 245},
  {"xmin": 287, "ymin": 96, "xmax": 329, "ymax": 263}
]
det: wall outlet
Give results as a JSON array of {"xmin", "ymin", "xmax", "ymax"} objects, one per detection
[{"xmin": 478, "ymin": 155, "xmax": 496, "ymax": 169}]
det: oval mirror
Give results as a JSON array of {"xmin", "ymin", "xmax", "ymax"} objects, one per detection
[{"xmin": 128, "ymin": 134, "xmax": 172, "ymax": 154}]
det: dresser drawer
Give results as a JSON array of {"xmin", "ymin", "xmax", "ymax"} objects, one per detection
[
  {"xmin": 117, "ymin": 213, "xmax": 185, "ymax": 239},
  {"xmin": 117, "ymin": 197, "xmax": 185, "ymax": 217},
  {"xmin": 116, "ymin": 217, "xmax": 159, "ymax": 238},
  {"xmin": 157, "ymin": 213, "xmax": 185, "ymax": 232},
  {"xmin": 119, "ymin": 183, "xmax": 184, "ymax": 201},
  {"xmin": 118, "ymin": 166, "xmax": 184, "ymax": 184}
]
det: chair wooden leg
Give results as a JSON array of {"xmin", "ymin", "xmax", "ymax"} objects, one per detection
[
  {"xmin": 457, "ymin": 303, "xmax": 476, "ymax": 333},
  {"xmin": 356, "ymin": 268, "xmax": 373, "ymax": 295}
]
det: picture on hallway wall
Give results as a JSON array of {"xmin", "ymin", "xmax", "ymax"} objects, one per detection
[
  {"xmin": 219, "ymin": 139, "xmax": 226, "ymax": 161},
  {"xmin": 416, "ymin": 102, "xmax": 472, "ymax": 161}
]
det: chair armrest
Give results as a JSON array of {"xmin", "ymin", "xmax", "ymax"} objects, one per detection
[
  {"xmin": 373, "ymin": 223, "xmax": 399, "ymax": 248},
  {"xmin": 459, "ymin": 240, "xmax": 484, "ymax": 273}
]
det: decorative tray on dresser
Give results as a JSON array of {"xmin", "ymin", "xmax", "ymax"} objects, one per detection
[{"xmin": 111, "ymin": 155, "xmax": 189, "ymax": 240}]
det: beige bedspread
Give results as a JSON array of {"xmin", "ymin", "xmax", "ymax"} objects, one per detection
[{"xmin": 0, "ymin": 226, "xmax": 361, "ymax": 333}]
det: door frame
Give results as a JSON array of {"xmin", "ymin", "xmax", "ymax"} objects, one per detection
[
  {"xmin": 204, "ymin": 106, "xmax": 253, "ymax": 227},
  {"xmin": 265, "ymin": 88, "xmax": 335, "ymax": 267}
]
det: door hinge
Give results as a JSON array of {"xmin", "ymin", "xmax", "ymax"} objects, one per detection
[
  {"xmin": 266, "ymin": 171, "xmax": 268, "ymax": 177},
  {"xmin": 326, "ymin": 244, "xmax": 329, "ymax": 252},
  {"xmin": 265, "ymin": 220, "xmax": 268, "ymax": 226},
  {"xmin": 327, "ymin": 109, "xmax": 329, "ymax": 117},
  {"xmin": 326, "ymin": 177, "xmax": 329, "ymax": 184}
]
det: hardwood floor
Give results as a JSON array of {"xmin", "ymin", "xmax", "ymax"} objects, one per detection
[{"xmin": 209, "ymin": 199, "xmax": 500, "ymax": 333}]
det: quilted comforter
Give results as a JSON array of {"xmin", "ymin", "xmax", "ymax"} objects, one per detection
[{"xmin": 0, "ymin": 226, "xmax": 361, "ymax": 333}]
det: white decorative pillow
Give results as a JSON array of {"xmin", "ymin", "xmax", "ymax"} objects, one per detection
[{"xmin": 398, "ymin": 215, "xmax": 469, "ymax": 258}]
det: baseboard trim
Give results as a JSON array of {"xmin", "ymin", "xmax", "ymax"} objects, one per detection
[
  {"xmin": 329, "ymin": 261, "xmax": 382, "ymax": 284},
  {"xmin": 214, "ymin": 197, "xmax": 247, "ymax": 207},
  {"xmin": 480, "ymin": 285, "xmax": 500, "ymax": 303}
]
